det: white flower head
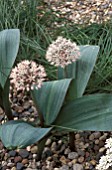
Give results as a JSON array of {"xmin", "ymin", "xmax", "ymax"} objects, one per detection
[
  {"xmin": 96, "ymin": 137, "xmax": 112, "ymax": 170},
  {"xmin": 10, "ymin": 60, "xmax": 46, "ymax": 93},
  {"xmin": 105, "ymin": 138, "xmax": 112, "ymax": 149},
  {"xmin": 46, "ymin": 36, "xmax": 80, "ymax": 68}
]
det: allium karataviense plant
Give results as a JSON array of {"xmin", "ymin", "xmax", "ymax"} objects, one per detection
[
  {"xmin": 46, "ymin": 36, "xmax": 80, "ymax": 150},
  {"xmin": 0, "ymin": 29, "xmax": 20, "ymax": 120},
  {"xmin": 1, "ymin": 37, "xmax": 112, "ymax": 161}
]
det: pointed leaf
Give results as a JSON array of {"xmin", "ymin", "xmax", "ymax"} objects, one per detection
[
  {"xmin": 54, "ymin": 94, "xmax": 112, "ymax": 131},
  {"xmin": 58, "ymin": 45, "xmax": 99, "ymax": 98},
  {"xmin": 31, "ymin": 79, "xmax": 72, "ymax": 125},
  {"xmin": 0, "ymin": 29, "xmax": 20, "ymax": 88},
  {"xmin": 1, "ymin": 120, "xmax": 51, "ymax": 149}
]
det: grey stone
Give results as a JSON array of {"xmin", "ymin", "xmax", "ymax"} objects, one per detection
[
  {"xmin": 68, "ymin": 152, "xmax": 78, "ymax": 159},
  {"xmin": 60, "ymin": 165, "xmax": 69, "ymax": 170},
  {"xmin": 19, "ymin": 149, "xmax": 29, "ymax": 158},
  {"xmin": 16, "ymin": 163, "xmax": 24, "ymax": 170},
  {"xmin": 73, "ymin": 163, "xmax": 83, "ymax": 170},
  {"xmin": 9, "ymin": 150, "xmax": 16, "ymax": 157}
]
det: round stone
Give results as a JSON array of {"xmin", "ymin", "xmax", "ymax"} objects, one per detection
[
  {"xmin": 22, "ymin": 159, "xmax": 29, "ymax": 165},
  {"xmin": 33, "ymin": 154, "xmax": 37, "ymax": 159},
  {"xmin": 90, "ymin": 159, "xmax": 96, "ymax": 166},
  {"xmin": 75, "ymin": 134, "xmax": 80, "ymax": 139},
  {"xmin": 89, "ymin": 134, "xmax": 95, "ymax": 140},
  {"xmin": 99, "ymin": 147, "xmax": 106, "ymax": 153},
  {"xmin": 30, "ymin": 146, "xmax": 38, "ymax": 154},
  {"xmin": 68, "ymin": 152, "xmax": 78, "ymax": 159},
  {"xmin": 14, "ymin": 156, "xmax": 22, "ymax": 163},
  {"xmin": 78, "ymin": 156, "xmax": 84, "ymax": 163},
  {"xmin": 95, "ymin": 139, "xmax": 99, "ymax": 145},
  {"xmin": 73, "ymin": 163, "xmax": 83, "ymax": 170},
  {"xmin": 93, "ymin": 132, "xmax": 101, "ymax": 139}
]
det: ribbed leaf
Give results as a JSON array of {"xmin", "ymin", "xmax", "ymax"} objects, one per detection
[
  {"xmin": 31, "ymin": 79, "xmax": 72, "ymax": 125},
  {"xmin": 1, "ymin": 120, "xmax": 51, "ymax": 149},
  {"xmin": 54, "ymin": 94, "xmax": 112, "ymax": 131},
  {"xmin": 0, "ymin": 29, "xmax": 20, "ymax": 88},
  {"xmin": 58, "ymin": 45, "xmax": 99, "ymax": 98}
]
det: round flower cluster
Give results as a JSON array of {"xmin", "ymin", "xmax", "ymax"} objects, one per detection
[
  {"xmin": 10, "ymin": 60, "xmax": 46, "ymax": 93},
  {"xmin": 46, "ymin": 36, "xmax": 80, "ymax": 68},
  {"xmin": 96, "ymin": 137, "xmax": 112, "ymax": 170}
]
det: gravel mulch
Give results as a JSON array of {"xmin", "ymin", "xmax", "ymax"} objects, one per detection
[
  {"xmin": 43, "ymin": 0, "xmax": 112, "ymax": 25},
  {"xmin": 0, "ymin": 90, "xmax": 112, "ymax": 170}
]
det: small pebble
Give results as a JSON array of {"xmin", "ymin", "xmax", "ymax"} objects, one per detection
[
  {"xmin": 11, "ymin": 167, "xmax": 16, "ymax": 170},
  {"xmin": 60, "ymin": 165, "xmax": 69, "ymax": 170},
  {"xmin": 46, "ymin": 138, "xmax": 52, "ymax": 146},
  {"xmin": 68, "ymin": 152, "xmax": 78, "ymax": 159},
  {"xmin": 89, "ymin": 134, "xmax": 94, "ymax": 140},
  {"xmin": 99, "ymin": 134, "xmax": 107, "ymax": 141},
  {"xmin": 95, "ymin": 139, "xmax": 99, "ymax": 145},
  {"xmin": 73, "ymin": 163, "xmax": 83, "ymax": 170},
  {"xmin": 60, "ymin": 155, "xmax": 67, "ymax": 164},
  {"xmin": 33, "ymin": 154, "xmax": 37, "ymax": 159},
  {"xmin": 90, "ymin": 159, "xmax": 96, "ymax": 166},
  {"xmin": 75, "ymin": 134, "xmax": 80, "ymax": 139},
  {"xmin": 71, "ymin": 159, "xmax": 77, "ymax": 164},
  {"xmin": 93, "ymin": 132, "xmax": 101, "ymax": 138},
  {"xmin": 9, "ymin": 150, "xmax": 16, "ymax": 157},
  {"xmin": 14, "ymin": 156, "xmax": 22, "ymax": 163},
  {"xmin": 16, "ymin": 163, "xmax": 24, "ymax": 170},
  {"xmin": 19, "ymin": 149, "xmax": 29, "ymax": 158},
  {"xmin": 7, "ymin": 163, "xmax": 15, "ymax": 167},
  {"xmin": 78, "ymin": 156, "xmax": 84, "ymax": 163},
  {"xmin": 64, "ymin": 148, "xmax": 71, "ymax": 155},
  {"xmin": 99, "ymin": 147, "xmax": 106, "ymax": 153},
  {"xmin": 30, "ymin": 146, "xmax": 38, "ymax": 154},
  {"xmin": 22, "ymin": 159, "xmax": 29, "ymax": 165}
]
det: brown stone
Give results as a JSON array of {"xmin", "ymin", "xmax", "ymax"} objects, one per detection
[
  {"xmin": 22, "ymin": 159, "xmax": 29, "ymax": 165},
  {"xmin": 14, "ymin": 156, "xmax": 22, "ymax": 163}
]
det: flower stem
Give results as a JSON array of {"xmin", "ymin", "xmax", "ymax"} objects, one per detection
[
  {"xmin": 1, "ymin": 79, "xmax": 13, "ymax": 120},
  {"xmin": 69, "ymin": 132, "xmax": 75, "ymax": 151},
  {"xmin": 37, "ymin": 137, "xmax": 47, "ymax": 161}
]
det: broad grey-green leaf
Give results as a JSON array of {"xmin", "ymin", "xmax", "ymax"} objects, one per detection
[
  {"xmin": 31, "ymin": 79, "xmax": 72, "ymax": 125},
  {"xmin": 1, "ymin": 120, "xmax": 51, "ymax": 149},
  {"xmin": 0, "ymin": 29, "xmax": 20, "ymax": 88},
  {"xmin": 58, "ymin": 45, "xmax": 99, "ymax": 98},
  {"xmin": 54, "ymin": 94, "xmax": 112, "ymax": 131}
]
